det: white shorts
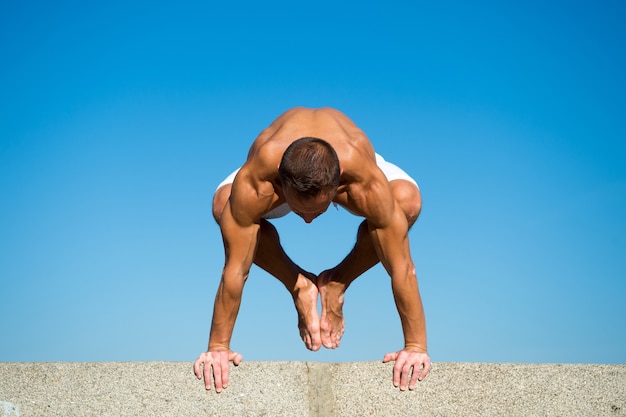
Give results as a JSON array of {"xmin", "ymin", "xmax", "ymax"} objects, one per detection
[{"xmin": 216, "ymin": 153, "xmax": 417, "ymax": 219}]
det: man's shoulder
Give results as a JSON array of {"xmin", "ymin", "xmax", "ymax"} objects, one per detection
[
  {"xmin": 229, "ymin": 168, "xmax": 281, "ymax": 221},
  {"xmin": 337, "ymin": 145, "xmax": 379, "ymax": 180},
  {"xmin": 244, "ymin": 139, "xmax": 285, "ymax": 180},
  {"xmin": 235, "ymin": 161, "xmax": 279, "ymax": 192}
]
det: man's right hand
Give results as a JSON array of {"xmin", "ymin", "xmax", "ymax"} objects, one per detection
[{"xmin": 193, "ymin": 350, "xmax": 243, "ymax": 392}]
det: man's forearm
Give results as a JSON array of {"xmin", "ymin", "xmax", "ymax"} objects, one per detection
[
  {"xmin": 370, "ymin": 220, "xmax": 428, "ymax": 352},
  {"xmin": 208, "ymin": 274, "xmax": 245, "ymax": 350},
  {"xmin": 391, "ymin": 273, "xmax": 428, "ymax": 352}
]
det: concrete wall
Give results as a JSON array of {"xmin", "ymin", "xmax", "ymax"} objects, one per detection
[{"xmin": 1, "ymin": 362, "xmax": 624, "ymax": 416}]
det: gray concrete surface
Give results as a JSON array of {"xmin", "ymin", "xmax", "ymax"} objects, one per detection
[{"xmin": 0, "ymin": 361, "xmax": 624, "ymax": 416}]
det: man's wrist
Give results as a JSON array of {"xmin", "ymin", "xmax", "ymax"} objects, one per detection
[
  {"xmin": 208, "ymin": 343, "xmax": 230, "ymax": 352},
  {"xmin": 404, "ymin": 343, "xmax": 428, "ymax": 354}
]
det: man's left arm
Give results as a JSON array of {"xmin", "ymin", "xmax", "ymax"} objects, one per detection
[{"xmin": 369, "ymin": 204, "xmax": 431, "ymax": 390}]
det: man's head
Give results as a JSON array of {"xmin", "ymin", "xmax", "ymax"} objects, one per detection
[
  {"xmin": 279, "ymin": 137, "xmax": 340, "ymax": 195},
  {"xmin": 279, "ymin": 137, "xmax": 340, "ymax": 223}
]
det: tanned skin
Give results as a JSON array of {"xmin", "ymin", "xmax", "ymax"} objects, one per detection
[{"xmin": 194, "ymin": 107, "xmax": 430, "ymax": 392}]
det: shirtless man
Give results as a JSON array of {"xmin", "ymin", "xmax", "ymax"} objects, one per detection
[{"xmin": 194, "ymin": 107, "xmax": 430, "ymax": 392}]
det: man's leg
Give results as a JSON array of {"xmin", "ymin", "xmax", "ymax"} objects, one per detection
[
  {"xmin": 317, "ymin": 180, "xmax": 422, "ymax": 349},
  {"xmin": 213, "ymin": 184, "xmax": 322, "ymax": 351}
]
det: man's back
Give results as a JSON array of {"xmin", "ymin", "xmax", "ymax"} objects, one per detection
[{"xmin": 247, "ymin": 107, "xmax": 375, "ymax": 169}]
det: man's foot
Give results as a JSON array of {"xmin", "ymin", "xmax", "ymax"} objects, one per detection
[
  {"xmin": 317, "ymin": 271, "xmax": 346, "ymax": 349},
  {"xmin": 292, "ymin": 272, "xmax": 322, "ymax": 351}
]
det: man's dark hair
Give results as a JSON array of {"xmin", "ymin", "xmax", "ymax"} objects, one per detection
[{"xmin": 279, "ymin": 137, "xmax": 341, "ymax": 197}]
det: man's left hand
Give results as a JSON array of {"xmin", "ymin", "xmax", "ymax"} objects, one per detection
[{"xmin": 382, "ymin": 349, "xmax": 431, "ymax": 390}]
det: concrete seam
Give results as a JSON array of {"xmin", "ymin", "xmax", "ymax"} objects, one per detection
[{"xmin": 305, "ymin": 362, "xmax": 335, "ymax": 417}]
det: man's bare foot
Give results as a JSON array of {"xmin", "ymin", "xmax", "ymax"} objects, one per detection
[
  {"xmin": 292, "ymin": 272, "xmax": 321, "ymax": 351},
  {"xmin": 317, "ymin": 270, "xmax": 346, "ymax": 349}
]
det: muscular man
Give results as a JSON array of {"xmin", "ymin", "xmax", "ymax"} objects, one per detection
[{"xmin": 194, "ymin": 107, "xmax": 430, "ymax": 392}]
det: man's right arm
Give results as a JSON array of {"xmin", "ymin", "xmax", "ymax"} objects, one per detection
[
  {"xmin": 209, "ymin": 200, "xmax": 259, "ymax": 349},
  {"xmin": 194, "ymin": 199, "xmax": 260, "ymax": 392}
]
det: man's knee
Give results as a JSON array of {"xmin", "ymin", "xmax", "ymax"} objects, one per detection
[
  {"xmin": 390, "ymin": 180, "xmax": 422, "ymax": 226},
  {"xmin": 212, "ymin": 184, "xmax": 231, "ymax": 223}
]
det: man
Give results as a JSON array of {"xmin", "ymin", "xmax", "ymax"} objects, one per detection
[{"xmin": 194, "ymin": 107, "xmax": 430, "ymax": 392}]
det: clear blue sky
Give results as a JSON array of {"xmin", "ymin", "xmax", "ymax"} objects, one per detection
[{"xmin": 1, "ymin": 0, "xmax": 624, "ymax": 365}]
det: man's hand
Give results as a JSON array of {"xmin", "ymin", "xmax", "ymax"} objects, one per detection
[
  {"xmin": 193, "ymin": 350, "xmax": 243, "ymax": 393},
  {"xmin": 382, "ymin": 349, "xmax": 431, "ymax": 391}
]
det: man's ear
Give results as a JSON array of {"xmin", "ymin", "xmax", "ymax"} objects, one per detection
[{"xmin": 340, "ymin": 167, "xmax": 344, "ymax": 175}]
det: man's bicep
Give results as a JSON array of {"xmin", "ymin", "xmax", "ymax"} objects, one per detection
[
  {"xmin": 220, "ymin": 202, "xmax": 260, "ymax": 275},
  {"xmin": 368, "ymin": 210, "xmax": 410, "ymax": 275}
]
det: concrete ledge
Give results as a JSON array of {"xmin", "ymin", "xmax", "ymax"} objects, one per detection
[{"xmin": 1, "ymin": 362, "xmax": 624, "ymax": 416}]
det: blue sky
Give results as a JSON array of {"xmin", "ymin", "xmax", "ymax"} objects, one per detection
[{"xmin": 1, "ymin": 0, "xmax": 624, "ymax": 365}]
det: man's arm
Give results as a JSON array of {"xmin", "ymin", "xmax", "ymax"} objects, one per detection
[
  {"xmin": 194, "ymin": 199, "xmax": 260, "ymax": 392},
  {"xmin": 370, "ymin": 203, "xmax": 431, "ymax": 390},
  {"xmin": 209, "ymin": 200, "xmax": 259, "ymax": 350}
]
